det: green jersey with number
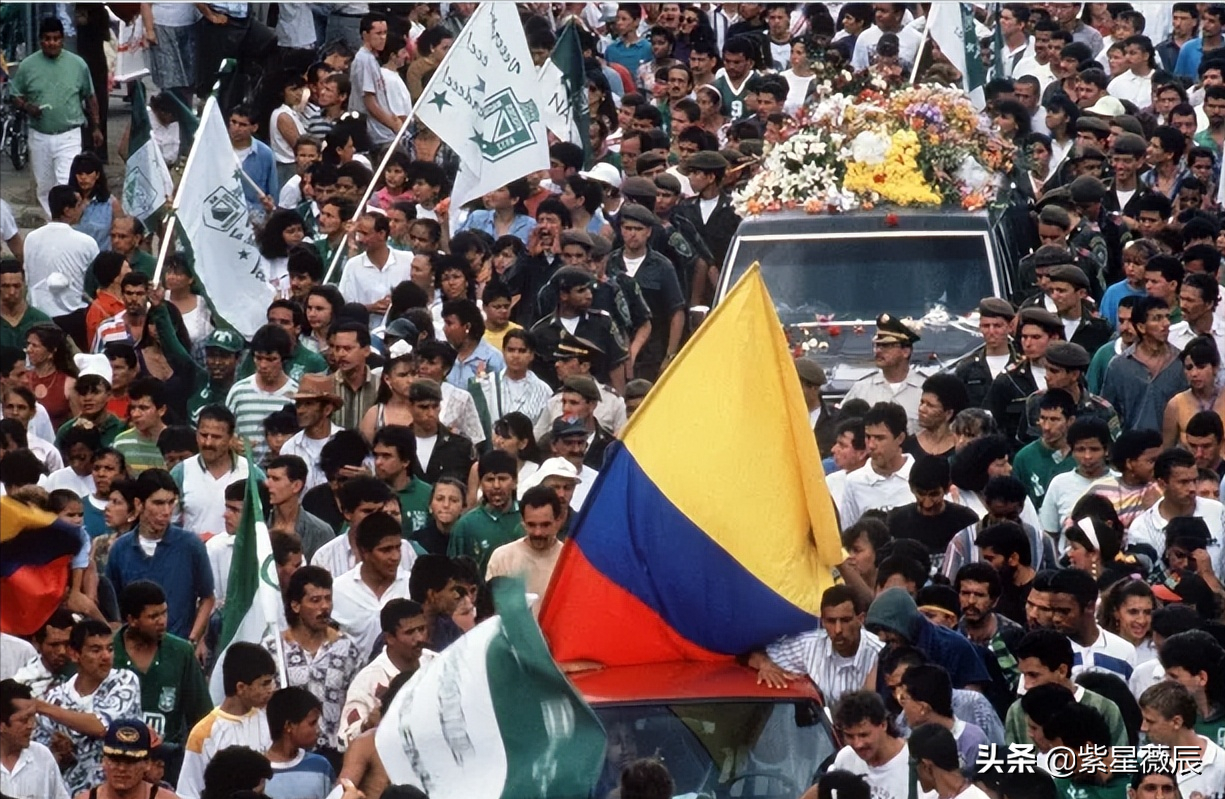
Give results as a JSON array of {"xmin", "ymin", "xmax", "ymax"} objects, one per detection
[{"xmin": 112, "ymin": 627, "xmax": 213, "ymax": 747}]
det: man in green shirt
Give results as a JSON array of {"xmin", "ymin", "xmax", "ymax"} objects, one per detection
[
  {"xmin": 111, "ymin": 580, "xmax": 212, "ymax": 785},
  {"xmin": 185, "ymin": 329, "xmax": 244, "ymax": 425},
  {"xmin": 1046, "ymin": 702, "xmax": 1130, "ymax": 799},
  {"xmin": 1012, "ymin": 390, "xmax": 1078, "ymax": 510},
  {"xmin": 1005, "ymin": 629, "xmax": 1128, "ymax": 747},
  {"xmin": 0, "ymin": 261, "xmax": 53, "ymax": 351},
  {"xmin": 113, "ymin": 376, "xmax": 168, "ymax": 474},
  {"xmin": 448, "ymin": 450, "xmax": 521, "ymax": 573},
  {"xmin": 373, "ymin": 424, "xmax": 432, "ymax": 539},
  {"xmin": 9, "ymin": 16, "xmax": 102, "ymax": 215}
]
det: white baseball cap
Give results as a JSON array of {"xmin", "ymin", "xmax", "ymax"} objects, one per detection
[
  {"xmin": 74, "ymin": 352, "xmax": 113, "ymax": 384},
  {"xmin": 579, "ymin": 162, "xmax": 623, "ymax": 190}
]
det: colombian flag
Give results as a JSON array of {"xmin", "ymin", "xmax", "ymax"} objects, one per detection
[
  {"xmin": 540, "ymin": 264, "xmax": 844, "ymax": 666},
  {"xmin": 1, "ymin": 497, "xmax": 81, "ymax": 635}
]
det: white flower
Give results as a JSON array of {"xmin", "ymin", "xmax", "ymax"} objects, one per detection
[{"xmin": 850, "ymin": 129, "xmax": 890, "ymax": 165}]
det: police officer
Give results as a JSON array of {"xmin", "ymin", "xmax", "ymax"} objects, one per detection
[
  {"xmin": 653, "ymin": 172, "xmax": 716, "ymax": 308},
  {"xmin": 559, "ymin": 374, "xmax": 618, "ymax": 469},
  {"xmin": 955, "ymin": 298, "xmax": 1021, "ymax": 409},
  {"xmin": 985, "ymin": 308, "xmax": 1064, "ymax": 446},
  {"xmin": 1067, "ymin": 174, "xmax": 1114, "ymax": 293},
  {"xmin": 536, "ymin": 231, "xmax": 647, "ymax": 340},
  {"xmin": 1019, "ymin": 341, "xmax": 1121, "ymax": 445},
  {"xmin": 1018, "ymin": 244, "xmax": 1082, "ymax": 311},
  {"xmin": 606, "ymin": 203, "xmax": 687, "ymax": 381},
  {"xmin": 529, "ymin": 267, "xmax": 629, "ymax": 391},
  {"xmin": 1044, "ymin": 264, "xmax": 1113, "ymax": 355},
  {"xmin": 675, "ymin": 151, "xmax": 742, "ymax": 272},
  {"xmin": 534, "ymin": 333, "xmax": 628, "ymax": 440},
  {"xmin": 842, "ymin": 313, "xmax": 925, "ymax": 433}
]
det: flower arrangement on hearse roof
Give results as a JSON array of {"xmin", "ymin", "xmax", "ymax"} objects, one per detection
[{"xmin": 733, "ymin": 59, "xmax": 1015, "ymax": 218}]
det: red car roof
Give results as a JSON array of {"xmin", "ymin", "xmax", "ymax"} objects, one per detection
[{"xmin": 568, "ymin": 660, "xmax": 823, "ymax": 705}]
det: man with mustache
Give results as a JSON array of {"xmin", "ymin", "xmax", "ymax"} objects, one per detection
[{"xmin": 262, "ymin": 566, "xmax": 360, "ymax": 774}]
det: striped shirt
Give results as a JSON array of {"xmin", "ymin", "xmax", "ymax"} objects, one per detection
[
  {"xmin": 92, "ymin": 310, "xmax": 135, "ymax": 351},
  {"xmin": 112, "ymin": 427, "xmax": 166, "ymax": 473},
  {"xmin": 766, "ymin": 628, "xmax": 885, "ymax": 706},
  {"xmin": 1071, "ymin": 627, "xmax": 1137, "ymax": 682},
  {"xmin": 225, "ymin": 375, "xmax": 298, "ymax": 462}
]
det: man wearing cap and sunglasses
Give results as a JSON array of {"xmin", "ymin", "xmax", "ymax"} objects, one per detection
[
  {"xmin": 843, "ymin": 314, "xmax": 925, "ymax": 434},
  {"xmin": 529, "ymin": 267, "xmax": 629, "ymax": 391}
]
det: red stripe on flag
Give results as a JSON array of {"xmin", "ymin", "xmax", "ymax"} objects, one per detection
[
  {"xmin": 0, "ymin": 556, "xmax": 71, "ymax": 635},
  {"xmin": 541, "ymin": 543, "xmax": 725, "ymax": 666}
]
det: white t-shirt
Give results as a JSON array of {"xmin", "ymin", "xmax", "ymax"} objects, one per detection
[
  {"xmin": 269, "ymin": 105, "xmax": 306, "ymax": 164},
  {"xmin": 985, "ymin": 354, "xmax": 1011, "ymax": 378},
  {"xmin": 1128, "ymin": 496, "xmax": 1225, "ymax": 578},
  {"xmin": 623, "ymin": 254, "xmax": 646, "ymax": 278},
  {"xmin": 0, "ymin": 199, "xmax": 18, "ymax": 245},
  {"xmin": 416, "ymin": 434, "xmax": 437, "ymax": 471},
  {"xmin": 831, "ymin": 743, "xmax": 932, "ymax": 799}
]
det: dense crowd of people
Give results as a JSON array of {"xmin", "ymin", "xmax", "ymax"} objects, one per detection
[{"xmin": 2, "ymin": 3, "xmax": 1225, "ymax": 799}]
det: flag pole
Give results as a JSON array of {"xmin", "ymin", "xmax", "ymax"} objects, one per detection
[
  {"xmin": 321, "ymin": 6, "xmax": 481, "ymax": 285},
  {"xmin": 909, "ymin": 4, "xmax": 937, "ymax": 86}
]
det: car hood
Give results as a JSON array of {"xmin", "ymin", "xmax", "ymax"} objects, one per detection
[{"xmin": 788, "ymin": 318, "xmax": 983, "ymax": 397}]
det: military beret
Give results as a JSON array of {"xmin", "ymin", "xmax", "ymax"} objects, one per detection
[
  {"xmin": 619, "ymin": 203, "xmax": 661, "ymax": 227},
  {"xmin": 873, "ymin": 312, "xmax": 921, "ymax": 345},
  {"xmin": 559, "ymin": 229, "xmax": 595, "ymax": 250},
  {"xmin": 624, "ymin": 378, "xmax": 653, "ymax": 400},
  {"xmin": 1038, "ymin": 205, "xmax": 1071, "ymax": 229},
  {"xmin": 978, "ymin": 297, "xmax": 1016, "ymax": 320},
  {"xmin": 653, "ymin": 172, "xmax": 682, "ymax": 194},
  {"xmin": 589, "ymin": 234, "xmax": 613, "ymax": 260},
  {"xmin": 408, "ymin": 378, "xmax": 443, "ymax": 402},
  {"xmin": 1069, "ymin": 175, "xmax": 1108, "ymax": 203},
  {"xmin": 1045, "ymin": 341, "xmax": 1091, "ymax": 369},
  {"xmin": 562, "ymin": 374, "xmax": 602, "ymax": 403},
  {"xmin": 1075, "ymin": 116, "xmax": 1110, "ymax": 135},
  {"xmin": 1046, "ymin": 264, "xmax": 1090, "ymax": 290},
  {"xmin": 1111, "ymin": 115, "xmax": 1144, "ymax": 137},
  {"xmin": 620, "ymin": 176, "xmax": 658, "ymax": 199},
  {"xmin": 635, "ymin": 152, "xmax": 668, "ymax": 174},
  {"xmin": 553, "ymin": 266, "xmax": 595, "ymax": 291},
  {"xmin": 794, "ymin": 358, "xmax": 827, "ymax": 387},
  {"xmin": 1111, "ymin": 132, "xmax": 1148, "ymax": 157},
  {"xmin": 1032, "ymin": 244, "xmax": 1076, "ymax": 268},
  {"xmin": 685, "ymin": 150, "xmax": 730, "ymax": 172},
  {"xmin": 1017, "ymin": 307, "xmax": 1063, "ymax": 334}
]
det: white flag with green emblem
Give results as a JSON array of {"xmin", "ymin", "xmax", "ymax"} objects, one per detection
[
  {"xmin": 926, "ymin": 2, "xmax": 987, "ymax": 110},
  {"xmin": 175, "ymin": 95, "xmax": 274, "ymax": 340},
  {"xmin": 376, "ymin": 578, "xmax": 606, "ymax": 799},
  {"xmin": 122, "ymin": 81, "xmax": 174, "ymax": 225},
  {"xmin": 208, "ymin": 442, "xmax": 283, "ymax": 704},
  {"xmin": 415, "ymin": 2, "xmax": 550, "ymax": 211}
]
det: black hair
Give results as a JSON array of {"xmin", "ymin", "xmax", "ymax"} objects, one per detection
[
  {"xmin": 69, "ymin": 618, "xmax": 113, "ymax": 651},
  {"xmin": 266, "ymin": 686, "xmax": 322, "ymax": 739},
  {"xmin": 0, "ymin": 679, "xmax": 33, "ymax": 725},
  {"xmin": 120, "ymin": 580, "xmax": 166, "ymax": 621},
  {"xmin": 221, "ymin": 642, "xmax": 278, "ymax": 696},
  {"xmin": 409, "ymin": 554, "xmax": 458, "ymax": 603},
  {"xmin": 201, "ymin": 746, "xmax": 273, "ymax": 799},
  {"xmin": 284, "ymin": 565, "xmax": 332, "ymax": 625},
  {"xmin": 380, "ymin": 598, "xmax": 425, "ymax": 635},
  {"xmin": 1014, "ymin": 628, "xmax": 1074, "ymax": 674}
]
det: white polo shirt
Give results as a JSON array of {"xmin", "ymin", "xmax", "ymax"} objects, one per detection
[
  {"xmin": 337, "ymin": 249, "xmax": 412, "ymax": 328},
  {"xmin": 839, "ymin": 455, "xmax": 916, "ymax": 526},
  {"xmin": 171, "ymin": 454, "xmax": 251, "ymax": 539},
  {"xmin": 331, "ymin": 564, "xmax": 413, "ymax": 657},
  {"xmin": 23, "ymin": 221, "xmax": 98, "ymax": 316},
  {"xmin": 1128, "ymin": 497, "xmax": 1225, "ymax": 579}
]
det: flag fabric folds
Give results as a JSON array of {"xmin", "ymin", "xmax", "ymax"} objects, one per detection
[
  {"xmin": 0, "ymin": 497, "xmax": 82, "ymax": 635},
  {"xmin": 926, "ymin": 3, "xmax": 987, "ymax": 109},
  {"xmin": 540, "ymin": 22, "xmax": 592, "ymax": 166},
  {"xmin": 415, "ymin": 2, "xmax": 550, "ymax": 211},
  {"xmin": 208, "ymin": 443, "xmax": 283, "ymax": 703},
  {"xmin": 173, "ymin": 95, "xmax": 274, "ymax": 340},
  {"xmin": 122, "ymin": 81, "xmax": 175, "ymax": 226},
  {"xmin": 539, "ymin": 264, "xmax": 843, "ymax": 667},
  {"xmin": 376, "ymin": 578, "xmax": 606, "ymax": 799}
]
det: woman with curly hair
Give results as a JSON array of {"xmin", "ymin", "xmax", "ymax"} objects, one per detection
[{"xmin": 1097, "ymin": 578, "xmax": 1157, "ymax": 664}]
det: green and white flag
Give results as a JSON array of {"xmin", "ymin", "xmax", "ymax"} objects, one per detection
[
  {"xmin": 376, "ymin": 578, "xmax": 606, "ymax": 799},
  {"xmin": 174, "ymin": 95, "xmax": 274, "ymax": 339},
  {"xmin": 926, "ymin": 2, "xmax": 987, "ymax": 109},
  {"xmin": 208, "ymin": 442, "xmax": 283, "ymax": 704},
  {"xmin": 540, "ymin": 22, "xmax": 591, "ymax": 166},
  {"xmin": 122, "ymin": 82, "xmax": 174, "ymax": 225},
  {"xmin": 415, "ymin": 2, "xmax": 550, "ymax": 212}
]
